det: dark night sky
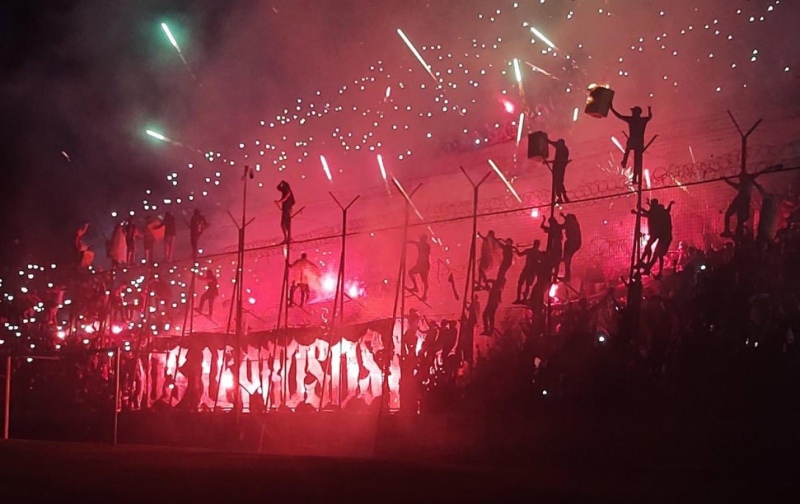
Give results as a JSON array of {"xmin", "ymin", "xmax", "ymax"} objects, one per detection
[
  {"xmin": 1, "ymin": 0, "xmax": 798, "ymax": 272},
  {"xmin": 0, "ymin": 0, "xmax": 419, "ymax": 266}
]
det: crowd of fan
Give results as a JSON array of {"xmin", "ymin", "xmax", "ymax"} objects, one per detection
[
  {"xmin": 4, "ymin": 193, "xmax": 800, "ymax": 423},
  {"xmin": 452, "ymin": 203, "xmax": 800, "ymax": 417}
]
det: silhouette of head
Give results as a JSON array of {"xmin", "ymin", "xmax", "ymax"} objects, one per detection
[
  {"xmin": 533, "ymin": 239, "xmax": 541, "ymax": 249},
  {"xmin": 631, "ymin": 106, "xmax": 642, "ymax": 116},
  {"xmin": 301, "ymin": 252, "xmax": 307, "ymax": 259},
  {"xmin": 193, "ymin": 209, "xmax": 200, "ymax": 215},
  {"xmin": 556, "ymin": 139, "xmax": 566, "ymax": 147},
  {"xmin": 420, "ymin": 234, "xmax": 427, "ymax": 243},
  {"xmin": 506, "ymin": 238, "xmax": 513, "ymax": 245},
  {"xmin": 488, "ymin": 230, "xmax": 495, "ymax": 237},
  {"xmin": 650, "ymin": 198, "xmax": 659, "ymax": 206}
]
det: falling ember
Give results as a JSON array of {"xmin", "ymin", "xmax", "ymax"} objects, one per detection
[
  {"xmin": 146, "ymin": 129, "xmax": 167, "ymax": 141},
  {"xmin": 488, "ymin": 159, "xmax": 522, "ymax": 203},
  {"xmin": 512, "ymin": 58, "xmax": 523, "ymax": 84},
  {"xmin": 530, "ymin": 208, "xmax": 539, "ymax": 218},
  {"xmin": 61, "ymin": 151, "xmax": 71, "ymax": 162},
  {"xmin": 397, "ymin": 28, "xmax": 437, "ymax": 83},
  {"xmin": 161, "ymin": 23, "xmax": 181, "ymax": 52},
  {"xmin": 385, "ymin": 86, "xmax": 391, "ymax": 99},
  {"xmin": 667, "ymin": 172, "xmax": 690, "ymax": 194},
  {"xmin": 426, "ymin": 225, "xmax": 440, "ymax": 244},
  {"xmin": 320, "ymin": 155, "xmax": 333, "ymax": 181},
  {"xmin": 392, "ymin": 177, "xmax": 425, "ymax": 221},
  {"xmin": 516, "ymin": 112, "xmax": 525, "ymax": 146},
  {"xmin": 529, "ymin": 26, "xmax": 557, "ymax": 50},
  {"xmin": 377, "ymin": 154, "xmax": 388, "ymax": 181},
  {"xmin": 572, "ymin": 107, "xmax": 579, "ymax": 122},
  {"xmin": 611, "ymin": 136, "xmax": 625, "ymax": 153},
  {"xmin": 689, "ymin": 145, "xmax": 696, "ymax": 164},
  {"xmin": 501, "ymin": 98, "xmax": 515, "ymax": 114},
  {"xmin": 160, "ymin": 22, "xmax": 196, "ymax": 80},
  {"xmin": 644, "ymin": 169, "xmax": 652, "ymax": 189},
  {"xmin": 525, "ymin": 62, "xmax": 554, "ymax": 77}
]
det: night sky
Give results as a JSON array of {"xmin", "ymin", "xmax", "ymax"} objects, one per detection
[{"xmin": 1, "ymin": 0, "xmax": 798, "ymax": 270}]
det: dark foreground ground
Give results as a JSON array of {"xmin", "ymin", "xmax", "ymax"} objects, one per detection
[{"xmin": 1, "ymin": 439, "xmax": 799, "ymax": 503}]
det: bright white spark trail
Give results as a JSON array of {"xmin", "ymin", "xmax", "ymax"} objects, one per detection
[
  {"xmin": 529, "ymin": 26, "xmax": 557, "ymax": 50},
  {"xmin": 320, "ymin": 155, "xmax": 333, "ymax": 182},
  {"xmin": 397, "ymin": 28, "xmax": 438, "ymax": 83},
  {"xmin": 488, "ymin": 159, "xmax": 522, "ymax": 203}
]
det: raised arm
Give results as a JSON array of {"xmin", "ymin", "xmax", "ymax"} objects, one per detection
[
  {"xmin": 646, "ymin": 106, "xmax": 652, "ymax": 119},
  {"xmin": 666, "ymin": 201, "xmax": 675, "ymax": 212},
  {"xmin": 753, "ymin": 180, "xmax": 768, "ymax": 197},
  {"xmin": 724, "ymin": 178, "xmax": 739, "ymax": 189},
  {"xmin": 610, "ymin": 103, "xmax": 625, "ymax": 120}
]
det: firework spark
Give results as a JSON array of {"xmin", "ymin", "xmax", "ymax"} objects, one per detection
[
  {"xmin": 146, "ymin": 129, "xmax": 168, "ymax": 141},
  {"xmin": 397, "ymin": 28, "xmax": 437, "ymax": 83},
  {"xmin": 161, "ymin": 22, "xmax": 196, "ymax": 80},
  {"xmin": 529, "ymin": 26, "xmax": 557, "ymax": 50},
  {"xmin": 377, "ymin": 154, "xmax": 387, "ymax": 181},
  {"xmin": 320, "ymin": 155, "xmax": 333, "ymax": 182},
  {"xmin": 488, "ymin": 159, "xmax": 522, "ymax": 203},
  {"xmin": 392, "ymin": 177, "xmax": 425, "ymax": 221}
]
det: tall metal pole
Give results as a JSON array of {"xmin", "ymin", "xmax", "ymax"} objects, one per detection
[
  {"xmin": 385, "ymin": 183, "xmax": 421, "ymax": 413},
  {"xmin": 234, "ymin": 166, "xmax": 255, "ymax": 420},
  {"xmin": 727, "ymin": 110, "xmax": 762, "ymax": 174},
  {"xmin": 3, "ymin": 356, "xmax": 10, "ymax": 440},
  {"xmin": 113, "ymin": 347, "xmax": 121, "ymax": 446},
  {"xmin": 458, "ymin": 169, "xmax": 491, "ymax": 341},
  {"xmin": 320, "ymin": 194, "xmax": 359, "ymax": 411},
  {"xmin": 275, "ymin": 205, "xmax": 303, "ymax": 408}
]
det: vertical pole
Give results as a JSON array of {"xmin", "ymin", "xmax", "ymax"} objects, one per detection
[
  {"xmin": 234, "ymin": 169, "xmax": 250, "ymax": 421},
  {"xmin": 384, "ymin": 199, "xmax": 410, "ymax": 411},
  {"xmin": 388, "ymin": 183, "xmax": 420, "ymax": 412},
  {"xmin": 113, "ymin": 348, "xmax": 121, "ymax": 446},
  {"xmin": 321, "ymin": 195, "xmax": 358, "ymax": 411},
  {"xmin": 3, "ymin": 356, "xmax": 10, "ymax": 440},
  {"xmin": 458, "ymin": 170, "xmax": 489, "ymax": 364},
  {"xmin": 546, "ymin": 161, "xmax": 557, "ymax": 340}
]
